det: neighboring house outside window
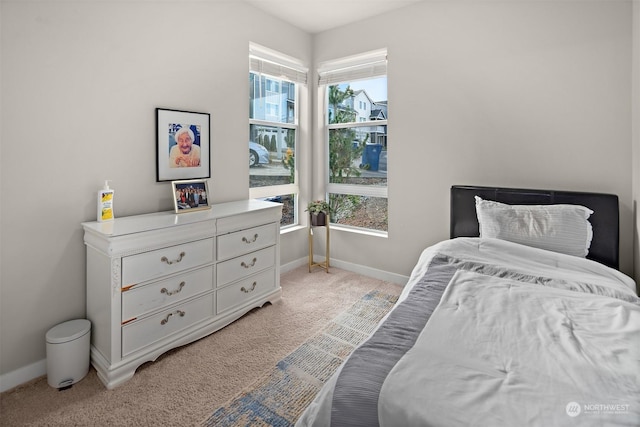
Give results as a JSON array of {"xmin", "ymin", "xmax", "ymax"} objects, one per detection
[
  {"xmin": 249, "ymin": 43, "xmax": 308, "ymax": 228},
  {"xmin": 319, "ymin": 49, "xmax": 388, "ymax": 233}
]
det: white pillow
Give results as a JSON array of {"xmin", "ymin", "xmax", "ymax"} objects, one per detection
[{"xmin": 474, "ymin": 196, "xmax": 593, "ymax": 257}]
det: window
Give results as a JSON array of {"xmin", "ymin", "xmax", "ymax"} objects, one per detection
[
  {"xmin": 319, "ymin": 49, "xmax": 388, "ymax": 233},
  {"xmin": 249, "ymin": 43, "xmax": 307, "ymax": 228}
]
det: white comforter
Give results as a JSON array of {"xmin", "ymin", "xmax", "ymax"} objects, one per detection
[{"xmin": 297, "ymin": 238, "xmax": 640, "ymax": 427}]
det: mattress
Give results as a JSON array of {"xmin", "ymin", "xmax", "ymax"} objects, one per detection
[{"xmin": 295, "ymin": 238, "xmax": 639, "ymax": 427}]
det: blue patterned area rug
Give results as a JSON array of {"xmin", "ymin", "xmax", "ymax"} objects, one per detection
[{"xmin": 203, "ymin": 289, "xmax": 399, "ymax": 427}]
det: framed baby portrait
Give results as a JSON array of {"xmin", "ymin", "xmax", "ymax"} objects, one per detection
[
  {"xmin": 156, "ymin": 108, "xmax": 211, "ymax": 182},
  {"xmin": 172, "ymin": 179, "xmax": 211, "ymax": 213}
]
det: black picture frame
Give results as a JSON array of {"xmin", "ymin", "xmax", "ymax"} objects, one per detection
[
  {"xmin": 156, "ymin": 108, "xmax": 211, "ymax": 182},
  {"xmin": 171, "ymin": 179, "xmax": 211, "ymax": 213}
]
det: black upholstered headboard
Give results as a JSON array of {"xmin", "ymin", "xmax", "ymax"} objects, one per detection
[{"xmin": 450, "ymin": 185, "xmax": 620, "ymax": 270}]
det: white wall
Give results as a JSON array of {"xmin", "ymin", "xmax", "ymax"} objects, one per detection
[
  {"xmin": 0, "ymin": 0, "xmax": 311, "ymax": 388},
  {"xmin": 314, "ymin": 0, "xmax": 634, "ymax": 280},
  {"xmin": 633, "ymin": 1, "xmax": 640, "ymax": 287}
]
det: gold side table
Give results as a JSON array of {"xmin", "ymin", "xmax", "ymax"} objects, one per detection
[{"xmin": 308, "ymin": 213, "xmax": 330, "ymax": 273}]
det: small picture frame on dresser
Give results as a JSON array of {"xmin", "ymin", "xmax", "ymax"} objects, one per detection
[{"xmin": 172, "ymin": 179, "xmax": 211, "ymax": 213}]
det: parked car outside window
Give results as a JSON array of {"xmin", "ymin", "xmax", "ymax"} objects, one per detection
[{"xmin": 249, "ymin": 141, "xmax": 270, "ymax": 167}]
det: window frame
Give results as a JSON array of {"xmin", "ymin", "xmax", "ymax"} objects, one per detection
[
  {"xmin": 249, "ymin": 43, "xmax": 307, "ymax": 229},
  {"xmin": 319, "ymin": 50, "xmax": 388, "ymax": 234}
]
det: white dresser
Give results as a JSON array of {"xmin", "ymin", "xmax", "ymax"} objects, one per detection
[{"xmin": 82, "ymin": 199, "xmax": 282, "ymax": 389}]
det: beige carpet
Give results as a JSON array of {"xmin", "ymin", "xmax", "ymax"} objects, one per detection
[{"xmin": 0, "ymin": 266, "xmax": 402, "ymax": 426}]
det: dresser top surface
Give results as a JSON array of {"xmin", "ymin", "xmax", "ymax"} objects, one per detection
[{"xmin": 82, "ymin": 199, "xmax": 282, "ymax": 237}]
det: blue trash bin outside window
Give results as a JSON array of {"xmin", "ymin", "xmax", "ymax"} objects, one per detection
[{"xmin": 362, "ymin": 144, "xmax": 383, "ymax": 171}]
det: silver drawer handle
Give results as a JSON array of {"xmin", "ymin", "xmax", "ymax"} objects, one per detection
[
  {"xmin": 241, "ymin": 282, "xmax": 257, "ymax": 293},
  {"xmin": 242, "ymin": 234, "xmax": 258, "ymax": 244},
  {"xmin": 160, "ymin": 281, "xmax": 185, "ymax": 296},
  {"xmin": 161, "ymin": 251, "xmax": 185, "ymax": 265},
  {"xmin": 160, "ymin": 310, "xmax": 185, "ymax": 325},
  {"xmin": 241, "ymin": 258, "xmax": 257, "ymax": 269}
]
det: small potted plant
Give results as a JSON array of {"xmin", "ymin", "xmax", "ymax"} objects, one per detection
[{"xmin": 306, "ymin": 199, "xmax": 330, "ymax": 226}]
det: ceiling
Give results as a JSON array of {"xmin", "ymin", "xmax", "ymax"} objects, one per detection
[{"xmin": 243, "ymin": 0, "xmax": 425, "ymax": 34}]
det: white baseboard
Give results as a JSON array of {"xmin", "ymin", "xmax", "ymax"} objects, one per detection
[
  {"xmin": 280, "ymin": 257, "xmax": 309, "ymax": 273},
  {"xmin": 281, "ymin": 256, "xmax": 409, "ymax": 286},
  {"xmin": 0, "ymin": 359, "xmax": 46, "ymax": 393},
  {"xmin": 2, "ymin": 258, "xmax": 407, "ymax": 393},
  {"xmin": 327, "ymin": 258, "xmax": 409, "ymax": 285}
]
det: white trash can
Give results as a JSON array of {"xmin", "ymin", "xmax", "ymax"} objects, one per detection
[{"xmin": 46, "ymin": 319, "xmax": 91, "ymax": 389}]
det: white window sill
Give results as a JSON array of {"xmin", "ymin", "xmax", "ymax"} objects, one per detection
[
  {"xmin": 327, "ymin": 223, "xmax": 388, "ymax": 238},
  {"xmin": 281, "ymin": 224, "xmax": 306, "ymax": 235},
  {"xmin": 280, "ymin": 223, "xmax": 388, "ymax": 239}
]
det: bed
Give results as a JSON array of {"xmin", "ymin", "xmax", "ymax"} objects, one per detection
[{"xmin": 296, "ymin": 185, "xmax": 639, "ymax": 427}]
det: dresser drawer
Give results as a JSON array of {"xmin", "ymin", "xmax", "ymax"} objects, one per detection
[
  {"xmin": 216, "ymin": 269, "xmax": 276, "ymax": 314},
  {"xmin": 122, "ymin": 293, "xmax": 214, "ymax": 357},
  {"xmin": 217, "ymin": 223, "xmax": 276, "ymax": 261},
  {"xmin": 122, "ymin": 266, "xmax": 214, "ymax": 322},
  {"xmin": 122, "ymin": 238, "xmax": 214, "ymax": 287},
  {"xmin": 216, "ymin": 246, "xmax": 275, "ymax": 288}
]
